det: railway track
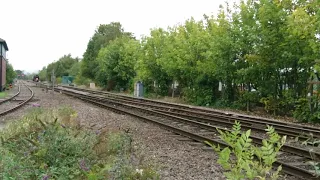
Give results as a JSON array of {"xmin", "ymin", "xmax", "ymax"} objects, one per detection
[
  {"xmin": 0, "ymin": 81, "xmax": 34, "ymax": 116},
  {"xmin": 52, "ymin": 85, "xmax": 319, "ymax": 179},
  {"xmin": 59, "ymin": 85, "xmax": 320, "ymax": 139},
  {"xmin": 0, "ymin": 84, "xmax": 21, "ymax": 105}
]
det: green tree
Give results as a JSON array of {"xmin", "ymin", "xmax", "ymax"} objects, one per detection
[
  {"xmin": 6, "ymin": 62, "xmax": 16, "ymax": 84},
  {"xmin": 38, "ymin": 67, "xmax": 47, "ymax": 82},
  {"xmin": 35, "ymin": 0, "xmax": 320, "ymax": 121},
  {"xmin": 81, "ymin": 22, "xmax": 133, "ymax": 79},
  {"xmin": 46, "ymin": 54, "xmax": 79, "ymax": 81},
  {"xmin": 15, "ymin": 70, "xmax": 23, "ymax": 79},
  {"xmin": 69, "ymin": 61, "xmax": 80, "ymax": 77},
  {"xmin": 136, "ymin": 28, "xmax": 172, "ymax": 96},
  {"xmin": 204, "ymin": 5, "xmax": 238, "ymax": 103},
  {"xmin": 233, "ymin": 0, "xmax": 260, "ymax": 111},
  {"xmin": 95, "ymin": 36, "xmax": 140, "ymax": 90}
]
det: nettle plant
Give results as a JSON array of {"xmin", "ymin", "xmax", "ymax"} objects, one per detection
[{"xmin": 206, "ymin": 121, "xmax": 286, "ymax": 180}]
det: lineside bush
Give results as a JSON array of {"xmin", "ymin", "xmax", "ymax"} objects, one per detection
[
  {"xmin": 206, "ymin": 121, "xmax": 286, "ymax": 180},
  {"xmin": 0, "ymin": 106, "xmax": 159, "ymax": 180}
]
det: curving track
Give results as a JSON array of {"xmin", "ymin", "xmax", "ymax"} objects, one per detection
[
  {"xmin": 0, "ymin": 81, "xmax": 34, "ymax": 116},
  {"xmin": 41, "ymin": 84, "xmax": 320, "ymax": 179},
  {"xmin": 0, "ymin": 84, "xmax": 21, "ymax": 105}
]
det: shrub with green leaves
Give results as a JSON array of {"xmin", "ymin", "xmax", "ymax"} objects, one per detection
[
  {"xmin": 0, "ymin": 107, "xmax": 159, "ymax": 180},
  {"xmin": 233, "ymin": 91, "xmax": 260, "ymax": 111},
  {"xmin": 260, "ymin": 96, "xmax": 280, "ymax": 116},
  {"xmin": 293, "ymin": 98, "xmax": 320, "ymax": 123},
  {"xmin": 183, "ymin": 87, "xmax": 214, "ymax": 106},
  {"xmin": 206, "ymin": 121, "xmax": 286, "ymax": 180},
  {"xmin": 0, "ymin": 108, "xmax": 97, "ymax": 179},
  {"xmin": 74, "ymin": 75, "xmax": 92, "ymax": 87}
]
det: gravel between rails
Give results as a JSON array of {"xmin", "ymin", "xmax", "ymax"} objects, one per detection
[{"xmin": 0, "ymin": 84, "xmax": 303, "ymax": 180}]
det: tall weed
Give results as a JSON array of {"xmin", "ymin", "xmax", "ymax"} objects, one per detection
[{"xmin": 206, "ymin": 121, "xmax": 286, "ymax": 180}]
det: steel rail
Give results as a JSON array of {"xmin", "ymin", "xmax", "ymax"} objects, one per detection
[
  {"xmin": 58, "ymin": 88, "xmax": 320, "ymax": 160},
  {"xmin": 57, "ymin": 88, "xmax": 318, "ymax": 179},
  {"xmin": 92, "ymin": 93, "xmax": 320, "ymax": 138},
  {"xmin": 0, "ymin": 85, "xmax": 21, "ymax": 105},
  {"xmin": 57, "ymin": 85, "xmax": 320, "ymax": 141},
  {"xmin": 60, "ymin": 85, "xmax": 320, "ymax": 133},
  {"xmin": 0, "ymin": 83, "xmax": 34, "ymax": 116}
]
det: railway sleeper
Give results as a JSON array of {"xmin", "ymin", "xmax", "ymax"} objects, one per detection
[{"xmin": 55, "ymin": 87, "xmax": 319, "ymax": 179}]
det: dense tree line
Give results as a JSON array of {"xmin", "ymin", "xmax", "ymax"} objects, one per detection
[
  {"xmin": 39, "ymin": 0, "xmax": 320, "ymax": 122},
  {"xmin": 38, "ymin": 54, "xmax": 80, "ymax": 83}
]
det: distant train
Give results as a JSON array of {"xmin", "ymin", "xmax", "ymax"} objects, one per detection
[{"xmin": 33, "ymin": 75, "xmax": 40, "ymax": 82}]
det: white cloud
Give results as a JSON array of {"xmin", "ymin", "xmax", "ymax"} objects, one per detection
[{"xmin": 0, "ymin": 0, "xmax": 235, "ymax": 73}]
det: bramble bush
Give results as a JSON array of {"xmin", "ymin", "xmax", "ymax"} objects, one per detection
[
  {"xmin": 206, "ymin": 121, "xmax": 286, "ymax": 180},
  {"xmin": 0, "ymin": 107, "xmax": 159, "ymax": 180}
]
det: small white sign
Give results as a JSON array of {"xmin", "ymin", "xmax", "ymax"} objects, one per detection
[
  {"xmin": 90, "ymin": 83, "xmax": 95, "ymax": 89},
  {"xmin": 218, "ymin": 82, "xmax": 222, "ymax": 91}
]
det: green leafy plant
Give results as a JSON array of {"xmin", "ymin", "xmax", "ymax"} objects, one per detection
[
  {"xmin": 293, "ymin": 98, "xmax": 320, "ymax": 123},
  {"xmin": 308, "ymin": 161, "xmax": 320, "ymax": 177},
  {"xmin": 307, "ymin": 149, "xmax": 320, "ymax": 177},
  {"xmin": 295, "ymin": 133, "xmax": 320, "ymax": 147},
  {"xmin": 0, "ymin": 107, "xmax": 159, "ymax": 180},
  {"xmin": 260, "ymin": 96, "xmax": 280, "ymax": 116},
  {"xmin": 296, "ymin": 134, "xmax": 320, "ymax": 177},
  {"xmin": 56, "ymin": 77, "xmax": 62, "ymax": 84},
  {"xmin": 233, "ymin": 91, "xmax": 260, "ymax": 111},
  {"xmin": 74, "ymin": 75, "xmax": 92, "ymax": 87},
  {"xmin": 206, "ymin": 121, "xmax": 286, "ymax": 180}
]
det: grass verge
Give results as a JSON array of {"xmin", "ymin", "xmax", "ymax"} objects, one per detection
[{"xmin": 0, "ymin": 92, "xmax": 8, "ymax": 99}]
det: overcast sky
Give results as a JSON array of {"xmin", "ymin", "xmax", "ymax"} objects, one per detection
[{"xmin": 1, "ymin": 0, "xmax": 235, "ymax": 74}]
